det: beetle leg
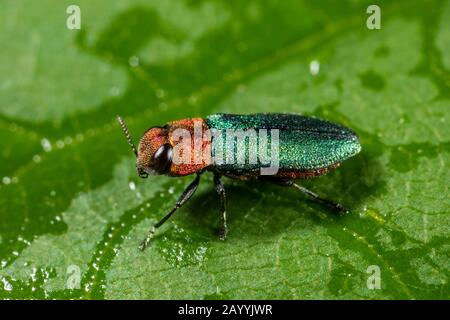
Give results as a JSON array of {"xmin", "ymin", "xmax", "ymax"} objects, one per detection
[
  {"xmin": 139, "ymin": 173, "xmax": 201, "ymax": 251},
  {"xmin": 262, "ymin": 177, "xmax": 349, "ymax": 215},
  {"xmin": 213, "ymin": 174, "xmax": 228, "ymax": 240},
  {"xmin": 291, "ymin": 182, "xmax": 349, "ymax": 215}
]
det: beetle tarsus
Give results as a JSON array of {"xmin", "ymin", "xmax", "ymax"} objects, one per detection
[
  {"xmin": 291, "ymin": 182, "xmax": 349, "ymax": 215},
  {"xmin": 313, "ymin": 197, "xmax": 349, "ymax": 215},
  {"xmin": 260, "ymin": 177, "xmax": 349, "ymax": 215},
  {"xmin": 214, "ymin": 174, "xmax": 228, "ymax": 240},
  {"xmin": 139, "ymin": 227, "xmax": 156, "ymax": 251},
  {"xmin": 219, "ymin": 224, "xmax": 228, "ymax": 240}
]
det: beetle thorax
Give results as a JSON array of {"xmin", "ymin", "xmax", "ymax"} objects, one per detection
[{"xmin": 137, "ymin": 118, "xmax": 212, "ymax": 177}]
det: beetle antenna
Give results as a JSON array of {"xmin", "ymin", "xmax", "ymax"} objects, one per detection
[{"xmin": 117, "ymin": 116, "xmax": 138, "ymax": 157}]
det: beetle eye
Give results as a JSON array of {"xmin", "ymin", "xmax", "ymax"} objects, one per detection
[{"xmin": 151, "ymin": 143, "xmax": 173, "ymax": 174}]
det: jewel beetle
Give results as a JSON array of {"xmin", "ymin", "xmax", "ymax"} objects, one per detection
[{"xmin": 117, "ymin": 113, "xmax": 361, "ymax": 250}]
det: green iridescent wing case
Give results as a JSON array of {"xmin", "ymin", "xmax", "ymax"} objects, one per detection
[{"xmin": 206, "ymin": 113, "xmax": 361, "ymax": 173}]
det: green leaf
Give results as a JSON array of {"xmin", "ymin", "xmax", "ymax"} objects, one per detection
[{"xmin": 0, "ymin": 0, "xmax": 448, "ymax": 299}]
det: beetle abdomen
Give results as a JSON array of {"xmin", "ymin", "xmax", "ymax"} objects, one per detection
[{"xmin": 206, "ymin": 113, "xmax": 361, "ymax": 177}]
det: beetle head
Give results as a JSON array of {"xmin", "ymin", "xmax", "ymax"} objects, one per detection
[
  {"xmin": 117, "ymin": 116, "xmax": 173, "ymax": 179},
  {"xmin": 135, "ymin": 126, "xmax": 173, "ymax": 178}
]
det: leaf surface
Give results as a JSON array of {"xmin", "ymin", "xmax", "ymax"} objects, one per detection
[{"xmin": 0, "ymin": 0, "xmax": 448, "ymax": 299}]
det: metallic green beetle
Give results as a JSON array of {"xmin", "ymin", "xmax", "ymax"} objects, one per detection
[{"xmin": 118, "ymin": 113, "xmax": 361, "ymax": 250}]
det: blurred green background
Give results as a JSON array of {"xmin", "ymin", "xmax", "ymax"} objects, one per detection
[{"xmin": 0, "ymin": 0, "xmax": 448, "ymax": 299}]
